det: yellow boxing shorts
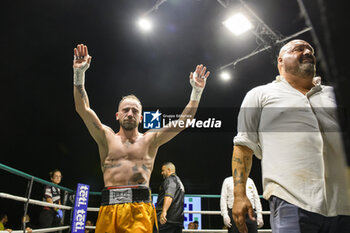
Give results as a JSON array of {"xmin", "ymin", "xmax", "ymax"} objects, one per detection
[{"xmin": 95, "ymin": 185, "xmax": 158, "ymax": 233}]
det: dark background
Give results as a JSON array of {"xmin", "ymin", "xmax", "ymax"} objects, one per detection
[{"xmin": 1, "ymin": 0, "xmax": 349, "ymax": 231}]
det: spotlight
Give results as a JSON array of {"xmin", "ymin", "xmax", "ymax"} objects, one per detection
[
  {"xmin": 138, "ymin": 18, "xmax": 152, "ymax": 31},
  {"xmin": 220, "ymin": 72, "xmax": 231, "ymax": 81},
  {"xmin": 223, "ymin": 13, "xmax": 253, "ymax": 36}
]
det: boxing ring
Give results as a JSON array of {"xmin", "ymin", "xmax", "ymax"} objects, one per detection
[{"xmin": 0, "ymin": 163, "xmax": 272, "ymax": 233}]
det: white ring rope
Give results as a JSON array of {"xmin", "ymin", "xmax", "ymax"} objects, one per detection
[
  {"xmin": 0, "ymin": 227, "xmax": 272, "ymax": 233},
  {"xmin": 86, "ymin": 208, "xmax": 270, "ymax": 215},
  {"xmin": 0, "ymin": 192, "xmax": 72, "ymax": 210},
  {"xmin": 83, "ymin": 226, "xmax": 272, "ymax": 233},
  {"xmin": 87, "ymin": 207, "xmax": 100, "ymax": 212},
  {"xmin": 0, "ymin": 226, "xmax": 70, "ymax": 233},
  {"xmin": 182, "ymin": 230, "xmax": 272, "ymax": 233},
  {"xmin": 1, "ymin": 192, "xmax": 271, "ymax": 214},
  {"xmin": 1, "ymin": 192, "xmax": 272, "ymax": 233}
]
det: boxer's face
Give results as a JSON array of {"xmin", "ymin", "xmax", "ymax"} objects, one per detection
[{"xmin": 116, "ymin": 99, "xmax": 142, "ymax": 131}]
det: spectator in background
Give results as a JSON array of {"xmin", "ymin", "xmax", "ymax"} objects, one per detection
[
  {"xmin": 193, "ymin": 220, "xmax": 198, "ymax": 229},
  {"xmin": 38, "ymin": 169, "xmax": 63, "ymax": 229},
  {"xmin": 85, "ymin": 220, "xmax": 94, "ymax": 233},
  {"xmin": 188, "ymin": 222, "xmax": 195, "ymax": 229},
  {"xmin": 19, "ymin": 214, "xmax": 35, "ymax": 233},
  {"xmin": 0, "ymin": 213, "xmax": 12, "ymax": 232}
]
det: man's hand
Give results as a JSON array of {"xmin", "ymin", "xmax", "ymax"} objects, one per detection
[
  {"xmin": 160, "ymin": 211, "xmax": 167, "ymax": 224},
  {"xmin": 257, "ymin": 214, "xmax": 264, "ymax": 228},
  {"xmin": 190, "ymin": 64, "xmax": 210, "ymax": 89},
  {"xmin": 223, "ymin": 215, "xmax": 232, "ymax": 228},
  {"xmin": 232, "ymin": 195, "xmax": 255, "ymax": 233},
  {"xmin": 189, "ymin": 64, "xmax": 210, "ymax": 101},
  {"xmin": 73, "ymin": 44, "xmax": 91, "ymax": 69},
  {"xmin": 73, "ymin": 44, "xmax": 92, "ymax": 85}
]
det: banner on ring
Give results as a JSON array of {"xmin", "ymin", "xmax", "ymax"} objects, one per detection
[{"xmin": 71, "ymin": 183, "xmax": 90, "ymax": 233}]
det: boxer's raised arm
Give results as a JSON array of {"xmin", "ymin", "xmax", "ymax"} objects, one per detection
[
  {"xmin": 151, "ymin": 64, "xmax": 210, "ymax": 147},
  {"xmin": 73, "ymin": 44, "xmax": 109, "ymax": 145}
]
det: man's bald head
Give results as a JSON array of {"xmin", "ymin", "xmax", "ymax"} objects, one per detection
[
  {"xmin": 163, "ymin": 162, "xmax": 176, "ymax": 173},
  {"xmin": 161, "ymin": 162, "xmax": 176, "ymax": 178},
  {"xmin": 277, "ymin": 39, "xmax": 316, "ymax": 78},
  {"xmin": 278, "ymin": 39, "xmax": 314, "ymax": 58}
]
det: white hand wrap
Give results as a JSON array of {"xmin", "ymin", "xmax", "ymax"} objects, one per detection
[
  {"xmin": 73, "ymin": 62, "xmax": 90, "ymax": 86},
  {"xmin": 190, "ymin": 72, "xmax": 205, "ymax": 102}
]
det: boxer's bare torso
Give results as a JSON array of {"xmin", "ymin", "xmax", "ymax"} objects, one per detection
[{"xmin": 100, "ymin": 129, "xmax": 157, "ymax": 187}]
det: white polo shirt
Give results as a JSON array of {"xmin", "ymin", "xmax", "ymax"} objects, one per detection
[{"xmin": 234, "ymin": 76, "xmax": 350, "ymax": 216}]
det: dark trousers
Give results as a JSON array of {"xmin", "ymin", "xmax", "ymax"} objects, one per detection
[
  {"xmin": 38, "ymin": 209, "xmax": 61, "ymax": 228},
  {"xmin": 228, "ymin": 208, "xmax": 258, "ymax": 233},
  {"xmin": 154, "ymin": 222, "xmax": 182, "ymax": 233},
  {"xmin": 269, "ymin": 195, "xmax": 350, "ymax": 233}
]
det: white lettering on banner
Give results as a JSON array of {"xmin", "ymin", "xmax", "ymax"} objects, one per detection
[
  {"xmin": 75, "ymin": 209, "xmax": 86, "ymax": 230},
  {"xmin": 78, "ymin": 185, "xmax": 89, "ymax": 207}
]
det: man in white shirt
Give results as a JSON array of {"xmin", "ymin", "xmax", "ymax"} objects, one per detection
[
  {"xmin": 220, "ymin": 176, "xmax": 263, "ymax": 233},
  {"xmin": 231, "ymin": 39, "xmax": 350, "ymax": 233}
]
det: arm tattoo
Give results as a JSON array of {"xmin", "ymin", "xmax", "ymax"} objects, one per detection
[
  {"xmin": 233, "ymin": 168, "xmax": 244, "ymax": 186},
  {"xmin": 76, "ymin": 85, "xmax": 87, "ymax": 98},
  {"xmin": 243, "ymin": 155, "xmax": 252, "ymax": 173},
  {"xmin": 92, "ymin": 122, "xmax": 100, "ymax": 130},
  {"xmin": 233, "ymin": 157, "xmax": 243, "ymax": 164}
]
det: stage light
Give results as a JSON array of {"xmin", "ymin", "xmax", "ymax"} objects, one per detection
[
  {"xmin": 138, "ymin": 18, "xmax": 152, "ymax": 31},
  {"xmin": 220, "ymin": 71, "xmax": 231, "ymax": 81},
  {"xmin": 223, "ymin": 13, "xmax": 253, "ymax": 36}
]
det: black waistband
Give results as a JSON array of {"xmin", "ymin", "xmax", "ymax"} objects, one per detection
[{"xmin": 101, "ymin": 185, "xmax": 151, "ymax": 206}]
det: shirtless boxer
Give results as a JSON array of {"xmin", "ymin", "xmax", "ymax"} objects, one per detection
[{"xmin": 72, "ymin": 44, "xmax": 210, "ymax": 233}]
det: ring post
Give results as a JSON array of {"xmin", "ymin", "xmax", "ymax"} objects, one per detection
[{"xmin": 23, "ymin": 176, "xmax": 34, "ymax": 233}]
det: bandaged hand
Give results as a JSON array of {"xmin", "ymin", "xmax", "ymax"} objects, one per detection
[
  {"xmin": 223, "ymin": 214, "xmax": 232, "ymax": 228},
  {"xmin": 189, "ymin": 64, "xmax": 210, "ymax": 101},
  {"xmin": 73, "ymin": 44, "xmax": 92, "ymax": 86}
]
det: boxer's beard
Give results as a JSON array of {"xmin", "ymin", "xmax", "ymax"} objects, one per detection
[{"xmin": 120, "ymin": 119, "xmax": 138, "ymax": 130}]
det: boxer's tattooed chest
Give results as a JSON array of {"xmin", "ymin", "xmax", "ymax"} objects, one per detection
[
  {"xmin": 103, "ymin": 163, "xmax": 121, "ymax": 169},
  {"xmin": 128, "ymin": 165, "xmax": 148, "ymax": 184}
]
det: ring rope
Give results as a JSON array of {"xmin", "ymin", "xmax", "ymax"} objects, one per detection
[
  {"xmin": 1, "ymin": 192, "xmax": 271, "ymax": 215},
  {"xmin": 0, "ymin": 192, "xmax": 72, "ymax": 210},
  {"xmin": 0, "ymin": 192, "xmax": 273, "ymax": 233},
  {"xmin": 82, "ymin": 226, "xmax": 272, "ymax": 233},
  {"xmin": 182, "ymin": 230, "xmax": 272, "ymax": 233},
  {"xmin": 0, "ymin": 226, "xmax": 70, "ymax": 233},
  {"xmin": 0, "ymin": 227, "xmax": 272, "ymax": 233}
]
